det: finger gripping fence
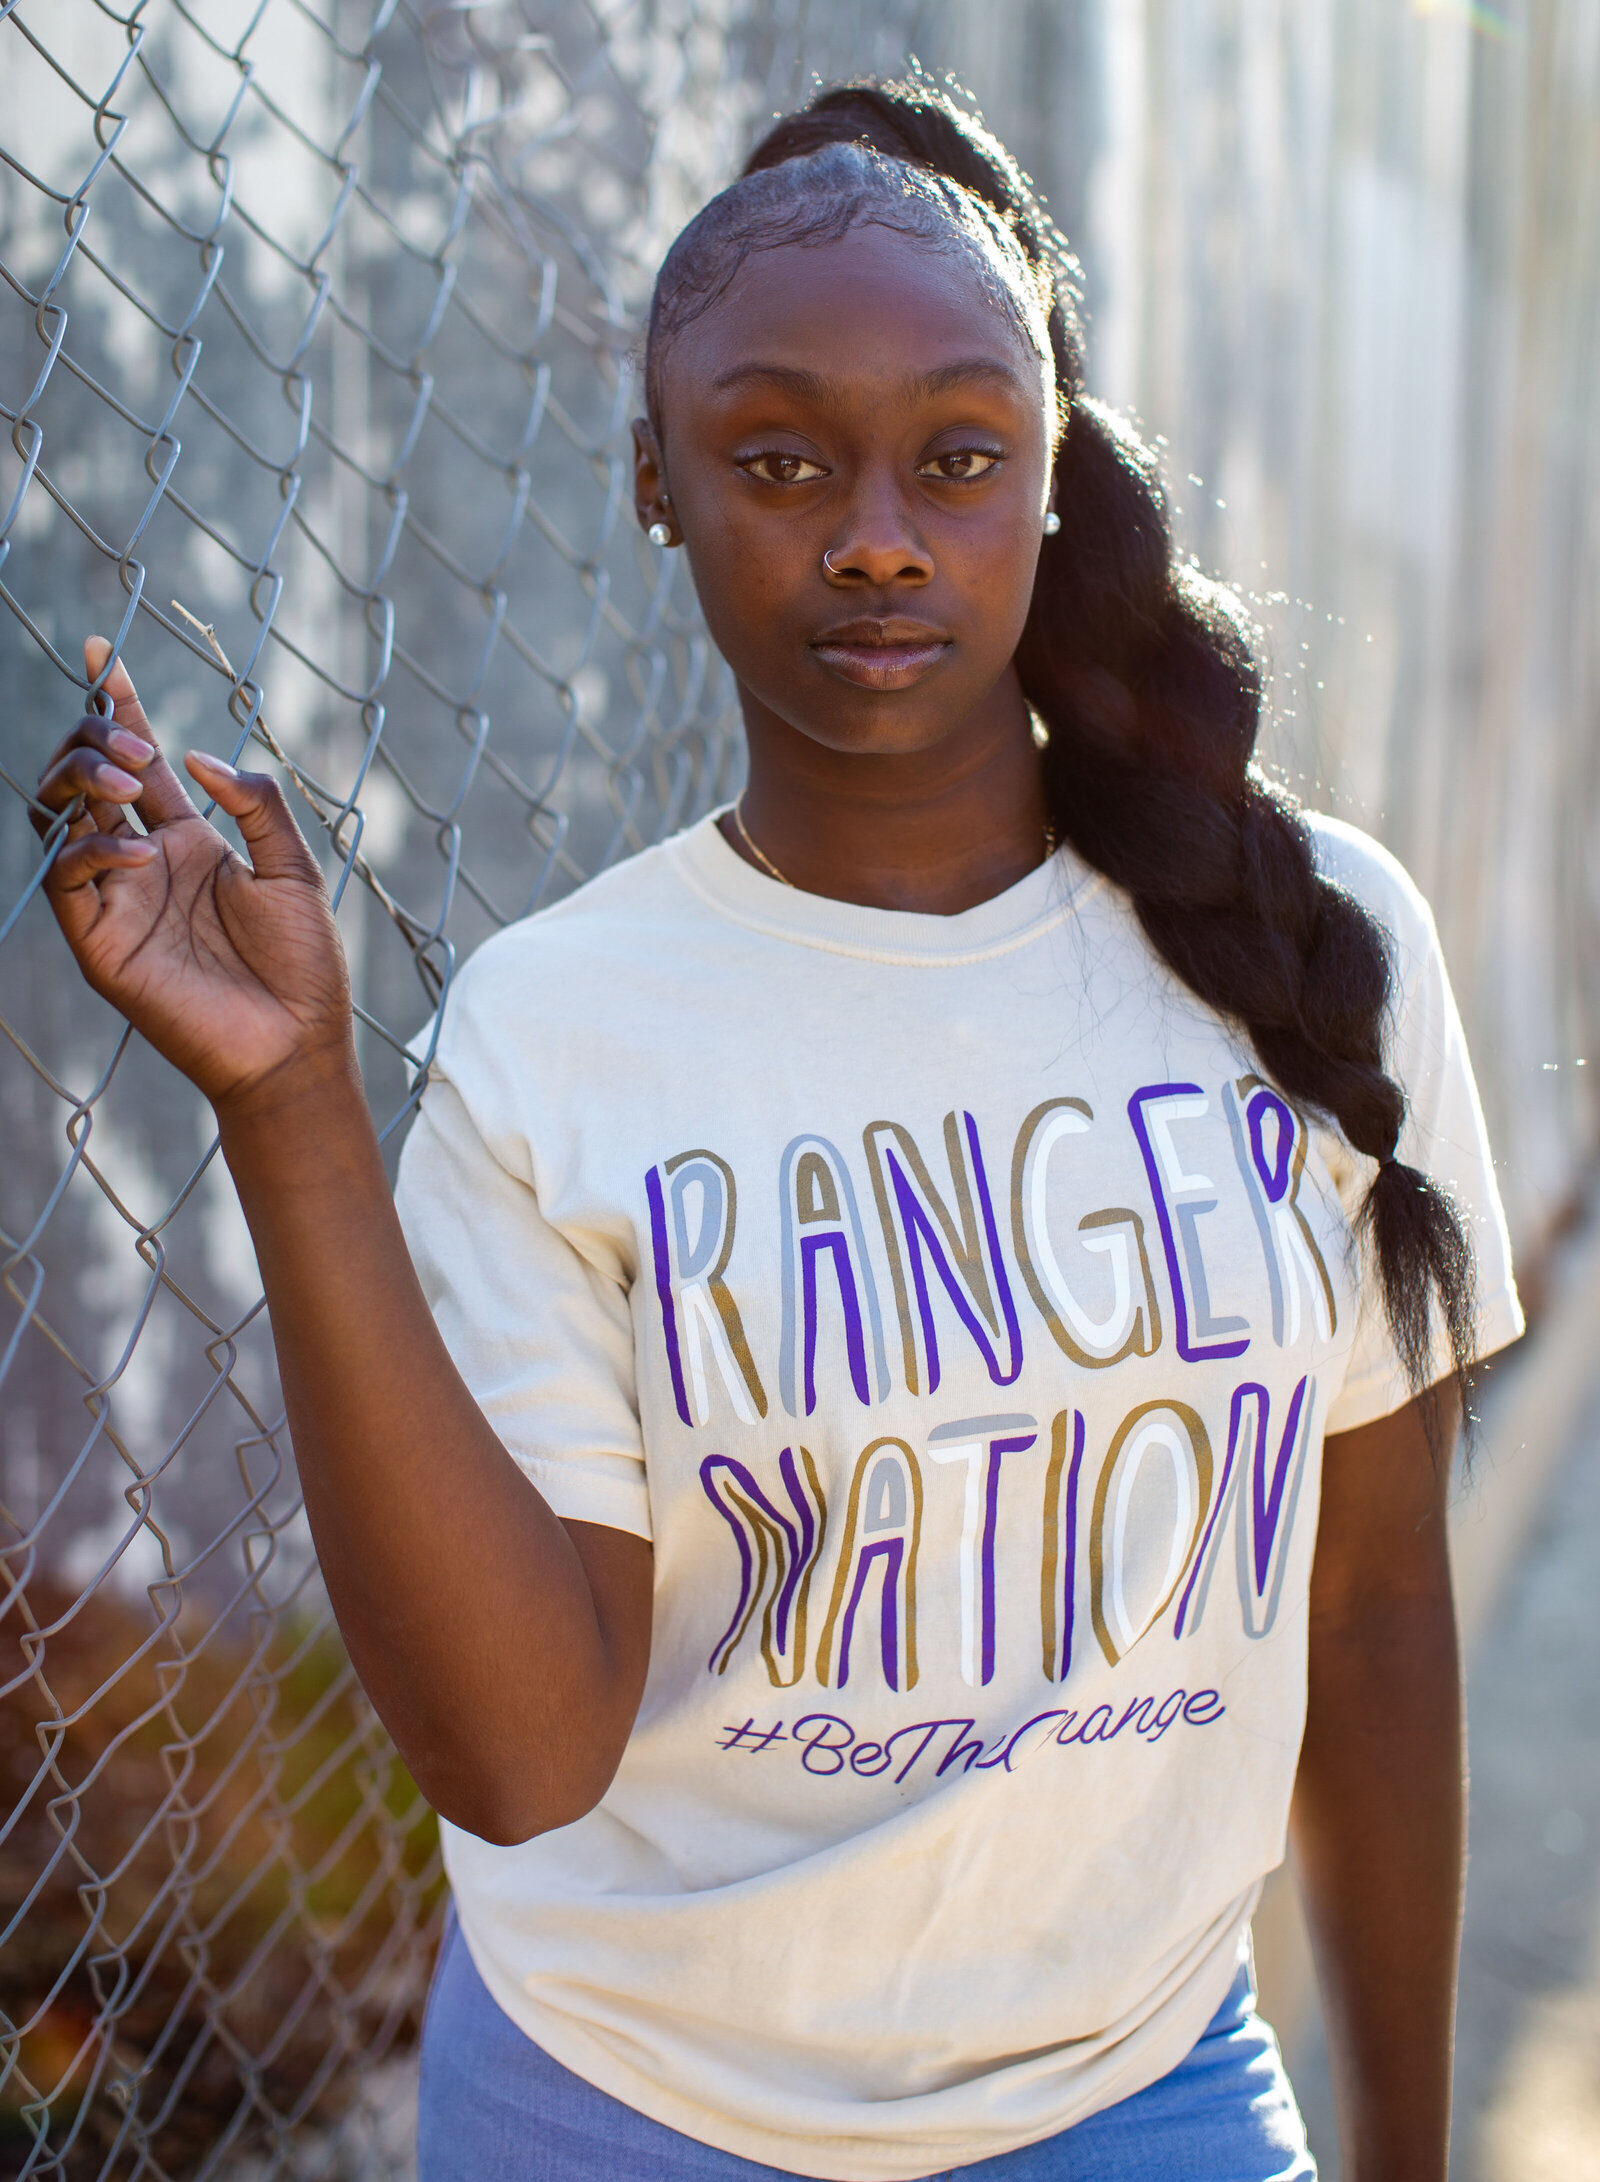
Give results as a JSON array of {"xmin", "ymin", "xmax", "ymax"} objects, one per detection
[{"xmin": 0, "ymin": 2, "xmax": 929, "ymax": 2172}]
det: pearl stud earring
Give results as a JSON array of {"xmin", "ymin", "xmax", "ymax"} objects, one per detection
[
  {"xmin": 648, "ymin": 521, "xmax": 672, "ymax": 546},
  {"xmin": 1043, "ymin": 511, "xmax": 1061, "ymax": 536}
]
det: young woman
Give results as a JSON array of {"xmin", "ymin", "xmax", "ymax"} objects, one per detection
[{"xmin": 35, "ymin": 78, "xmax": 1520, "ymax": 2182}]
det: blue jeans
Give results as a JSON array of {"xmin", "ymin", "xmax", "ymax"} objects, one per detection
[{"xmin": 418, "ymin": 1913, "xmax": 1315, "ymax": 2181}]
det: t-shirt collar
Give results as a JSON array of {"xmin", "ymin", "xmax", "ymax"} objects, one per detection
[{"xmin": 667, "ymin": 808, "xmax": 1101, "ymax": 965}]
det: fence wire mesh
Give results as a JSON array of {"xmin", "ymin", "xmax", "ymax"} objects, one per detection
[{"xmin": 0, "ymin": 2, "xmax": 935, "ymax": 2171}]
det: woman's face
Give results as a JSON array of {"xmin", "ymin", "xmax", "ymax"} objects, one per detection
[{"xmin": 636, "ymin": 222, "xmax": 1056, "ymax": 761}]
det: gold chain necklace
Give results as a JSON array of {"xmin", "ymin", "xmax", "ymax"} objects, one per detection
[
  {"xmin": 732, "ymin": 797, "xmax": 794, "ymax": 887},
  {"xmin": 732, "ymin": 798, "xmax": 1058, "ymax": 889}
]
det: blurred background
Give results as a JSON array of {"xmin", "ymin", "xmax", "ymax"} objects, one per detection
[{"xmin": 0, "ymin": 3, "xmax": 1596, "ymax": 2175}]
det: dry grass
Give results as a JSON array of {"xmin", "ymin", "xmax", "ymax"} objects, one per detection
[{"xmin": 1, "ymin": 1576, "xmax": 444, "ymax": 2178}]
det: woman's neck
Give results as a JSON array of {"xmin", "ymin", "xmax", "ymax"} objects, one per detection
[{"xmin": 721, "ymin": 671, "xmax": 1052, "ymax": 916}]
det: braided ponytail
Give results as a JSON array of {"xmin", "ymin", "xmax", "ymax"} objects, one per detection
[{"xmin": 721, "ymin": 79, "xmax": 1478, "ymax": 1413}]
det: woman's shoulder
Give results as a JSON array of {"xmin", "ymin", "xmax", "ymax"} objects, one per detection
[
  {"xmin": 451, "ymin": 828, "xmax": 708, "ymax": 997},
  {"xmin": 415, "ymin": 828, "xmax": 716, "ymax": 1094}
]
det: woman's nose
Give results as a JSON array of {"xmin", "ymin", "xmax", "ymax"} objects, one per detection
[{"xmin": 822, "ymin": 489, "xmax": 933, "ymax": 588}]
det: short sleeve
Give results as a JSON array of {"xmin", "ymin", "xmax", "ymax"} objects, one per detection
[
  {"xmin": 1317, "ymin": 822, "xmax": 1524, "ymax": 1435},
  {"xmin": 393, "ymin": 1064, "xmax": 652, "ymax": 1540}
]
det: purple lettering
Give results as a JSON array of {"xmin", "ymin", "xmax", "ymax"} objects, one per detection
[
  {"xmin": 1248, "ymin": 1089, "xmax": 1294, "ymax": 1203},
  {"xmin": 928, "ymin": 1417, "xmax": 1040, "ymax": 1688},
  {"xmin": 716, "ymin": 1717, "xmax": 788, "ymax": 1752},
  {"xmin": 883, "ymin": 1717, "xmax": 970, "ymax": 1785},
  {"xmin": 802, "ymin": 1231, "xmax": 871, "ymax": 1411},
  {"xmin": 1002, "ymin": 1710, "xmax": 1071, "ymax": 1770},
  {"xmin": 779, "ymin": 1134, "xmax": 891, "ymax": 1417},
  {"xmin": 1104, "ymin": 1697, "xmax": 1151, "ymax": 1741},
  {"xmin": 1128, "ymin": 1086, "xmax": 1250, "ymax": 1364},
  {"xmin": 1252, "ymin": 1377, "xmax": 1308, "ymax": 1596},
  {"xmin": 792, "ymin": 1713, "xmax": 854, "ymax": 1775},
  {"xmin": 645, "ymin": 1165, "xmax": 691, "ymax": 1424},
  {"xmin": 937, "ymin": 1723, "xmax": 990, "ymax": 1775},
  {"xmin": 741, "ymin": 1686, "xmax": 1224, "ymax": 1784},
  {"xmin": 836, "ymin": 1536, "xmax": 904, "ymax": 1691},
  {"xmin": 700, "ymin": 1448, "xmax": 825, "ymax": 1682},
  {"xmin": 865, "ymin": 1116, "xmax": 1024, "ymax": 1395},
  {"xmin": 1143, "ymin": 1691, "xmax": 1187, "ymax": 1741},
  {"xmin": 1174, "ymin": 1393, "xmax": 1244, "ymax": 1640}
]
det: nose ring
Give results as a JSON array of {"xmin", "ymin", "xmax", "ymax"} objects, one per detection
[{"xmin": 823, "ymin": 549, "xmax": 844, "ymax": 575}]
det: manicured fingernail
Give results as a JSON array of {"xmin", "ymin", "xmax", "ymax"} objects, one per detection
[
  {"xmin": 100, "ymin": 766, "xmax": 142, "ymax": 799},
  {"xmin": 107, "ymin": 726, "xmax": 151, "ymax": 762},
  {"xmin": 190, "ymin": 750, "xmax": 237, "ymax": 779}
]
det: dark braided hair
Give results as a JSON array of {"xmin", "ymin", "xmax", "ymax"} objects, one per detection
[{"xmin": 646, "ymin": 76, "xmax": 1477, "ymax": 1414}]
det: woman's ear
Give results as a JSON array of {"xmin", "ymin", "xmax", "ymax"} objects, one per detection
[{"xmin": 632, "ymin": 418, "xmax": 677, "ymax": 543}]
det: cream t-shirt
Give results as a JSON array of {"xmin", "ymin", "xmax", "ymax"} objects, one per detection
[{"xmin": 394, "ymin": 810, "xmax": 1520, "ymax": 2180}]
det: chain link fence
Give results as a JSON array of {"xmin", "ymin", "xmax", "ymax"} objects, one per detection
[
  {"xmin": 10, "ymin": 3, "xmax": 1595, "ymax": 2173},
  {"xmin": 0, "ymin": 2, "xmax": 935, "ymax": 2171}
]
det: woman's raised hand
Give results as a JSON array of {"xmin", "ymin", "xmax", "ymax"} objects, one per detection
[{"xmin": 34, "ymin": 637, "xmax": 354, "ymax": 1117}]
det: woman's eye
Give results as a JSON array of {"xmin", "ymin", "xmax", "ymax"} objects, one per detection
[
  {"xmin": 741, "ymin": 452, "xmax": 828, "ymax": 485},
  {"xmin": 918, "ymin": 449, "xmax": 1002, "ymax": 481}
]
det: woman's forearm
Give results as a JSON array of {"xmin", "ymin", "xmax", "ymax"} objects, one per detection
[
  {"xmin": 217, "ymin": 1054, "xmax": 651, "ymax": 1843},
  {"xmin": 1291, "ymin": 1584, "xmax": 1463, "ymax": 2182},
  {"xmin": 26, "ymin": 666, "xmax": 650, "ymax": 1845}
]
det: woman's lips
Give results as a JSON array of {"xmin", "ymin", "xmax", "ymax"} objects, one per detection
[{"xmin": 810, "ymin": 628, "xmax": 951, "ymax": 690}]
